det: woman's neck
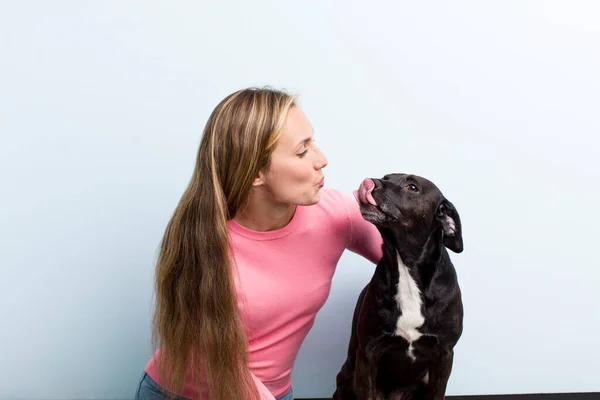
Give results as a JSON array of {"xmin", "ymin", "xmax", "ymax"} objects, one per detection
[{"xmin": 233, "ymin": 191, "xmax": 296, "ymax": 232}]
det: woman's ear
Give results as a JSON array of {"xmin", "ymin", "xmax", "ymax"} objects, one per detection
[{"xmin": 253, "ymin": 170, "xmax": 266, "ymax": 187}]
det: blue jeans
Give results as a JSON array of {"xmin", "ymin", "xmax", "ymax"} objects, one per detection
[
  {"xmin": 135, "ymin": 373, "xmax": 191, "ymax": 400},
  {"xmin": 277, "ymin": 387, "xmax": 294, "ymax": 400},
  {"xmin": 135, "ymin": 372, "xmax": 294, "ymax": 400}
]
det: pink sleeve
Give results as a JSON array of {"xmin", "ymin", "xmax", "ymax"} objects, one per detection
[{"xmin": 341, "ymin": 191, "xmax": 383, "ymax": 264}]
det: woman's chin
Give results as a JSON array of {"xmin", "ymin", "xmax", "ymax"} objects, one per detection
[
  {"xmin": 303, "ymin": 192, "xmax": 321, "ymax": 206},
  {"xmin": 282, "ymin": 188, "xmax": 322, "ymax": 206}
]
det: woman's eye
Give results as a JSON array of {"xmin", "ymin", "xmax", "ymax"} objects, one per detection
[
  {"xmin": 297, "ymin": 149, "xmax": 308, "ymax": 158},
  {"xmin": 408, "ymin": 184, "xmax": 419, "ymax": 192}
]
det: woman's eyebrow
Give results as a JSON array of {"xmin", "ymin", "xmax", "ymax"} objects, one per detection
[
  {"xmin": 295, "ymin": 135, "xmax": 313, "ymax": 148},
  {"xmin": 296, "ymin": 137, "xmax": 312, "ymax": 145}
]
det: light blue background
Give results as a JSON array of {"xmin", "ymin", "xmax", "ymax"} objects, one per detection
[{"xmin": 1, "ymin": 1, "xmax": 599, "ymax": 398}]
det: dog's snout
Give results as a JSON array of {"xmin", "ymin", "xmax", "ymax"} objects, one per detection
[{"xmin": 354, "ymin": 178, "xmax": 378, "ymax": 206}]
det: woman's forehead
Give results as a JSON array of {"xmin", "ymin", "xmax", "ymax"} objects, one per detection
[{"xmin": 278, "ymin": 107, "xmax": 313, "ymax": 148}]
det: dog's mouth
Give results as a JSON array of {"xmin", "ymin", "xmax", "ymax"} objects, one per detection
[
  {"xmin": 353, "ymin": 178, "xmax": 378, "ymax": 206},
  {"xmin": 354, "ymin": 178, "xmax": 402, "ymax": 224}
]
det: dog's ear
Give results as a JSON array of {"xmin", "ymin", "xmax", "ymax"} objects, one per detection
[{"xmin": 436, "ymin": 200, "xmax": 463, "ymax": 253}]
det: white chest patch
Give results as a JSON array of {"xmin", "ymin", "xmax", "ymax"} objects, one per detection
[{"xmin": 393, "ymin": 252, "xmax": 425, "ymax": 360}]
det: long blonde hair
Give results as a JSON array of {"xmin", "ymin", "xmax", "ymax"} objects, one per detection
[{"xmin": 152, "ymin": 87, "xmax": 296, "ymax": 399}]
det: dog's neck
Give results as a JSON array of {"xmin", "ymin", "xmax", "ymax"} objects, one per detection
[{"xmin": 378, "ymin": 227, "xmax": 446, "ymax": 287}]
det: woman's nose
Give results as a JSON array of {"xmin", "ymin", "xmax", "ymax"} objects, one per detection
[{"xmin": 314, "ymin": 147, "xmax": 328, "ymax": 170}]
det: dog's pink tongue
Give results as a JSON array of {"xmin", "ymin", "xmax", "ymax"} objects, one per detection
[{"xmin": 353, "ymin": 178, "xmax": 377, "ymax": 206}]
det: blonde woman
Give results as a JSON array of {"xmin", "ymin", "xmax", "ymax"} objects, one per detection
[{"xmin": 135, "ymin": 87, "xmax": 383, "ymax": 400}]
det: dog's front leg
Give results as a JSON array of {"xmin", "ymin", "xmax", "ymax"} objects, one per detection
[
  {"xmin": 353, "ymin": 347, "xmax": 378, "ymax": 400},
  {"xmin": 333, "ymin": 357, "xmax": 357, "ymax": 400},
  {"xmin": 425, "ymin": 349, "xmax": 454, "ymax": 400}
]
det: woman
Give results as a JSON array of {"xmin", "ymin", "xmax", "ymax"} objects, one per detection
[{"xmin": 135, "ymin": 87, "xmax": 383, "ymax": 400}]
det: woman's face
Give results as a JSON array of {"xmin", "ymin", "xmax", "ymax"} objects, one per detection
[{"xmin": 258, "ymin": 106, "xmax": 328, "ymax": 206}]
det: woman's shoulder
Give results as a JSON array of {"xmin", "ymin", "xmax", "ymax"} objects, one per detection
[
  {"xmin": 318, "ymin": 186, "xmax": 347, "ymax": 204},
  {"xmin": 310, "ymin": 187, "xmax": 356, "ymax": 219}
]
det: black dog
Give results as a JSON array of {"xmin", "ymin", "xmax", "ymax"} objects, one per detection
[{"xmin": 333, "ymin": 173, "xmax": 464, "ymax": 400}]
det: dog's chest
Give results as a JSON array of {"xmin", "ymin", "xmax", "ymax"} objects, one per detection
[{"xmin": 392, "ymin": 253, "xmax": 425, "ymax": 359}]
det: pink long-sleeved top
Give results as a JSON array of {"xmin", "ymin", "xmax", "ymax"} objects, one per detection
[{"xmin": 144, "ymin": 187, "xmax": 383, "ymax": 399}]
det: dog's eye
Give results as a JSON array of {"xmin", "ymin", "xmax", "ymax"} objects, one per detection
[{"xmin": 407, "ymin": 184, "xmax": 419, "ymax": 193}]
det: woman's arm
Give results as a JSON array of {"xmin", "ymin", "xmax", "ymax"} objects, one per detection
[{"xmin": 341, "ymin": 191, "xmax": 383, "ymax": 264}]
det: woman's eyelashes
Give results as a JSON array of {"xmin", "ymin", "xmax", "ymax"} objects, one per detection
[{"xmin": 297, "ymin": 138, "xmax": 316, "ymax": 158}]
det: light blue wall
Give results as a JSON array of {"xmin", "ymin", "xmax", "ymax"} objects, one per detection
[{"xmin": 1, "ymin": 1, "xmax": 599, "ymax": 398}]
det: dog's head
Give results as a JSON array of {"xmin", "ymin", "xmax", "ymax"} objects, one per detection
[{"xmin": 354, "ymin": 173, "xmax": 463, "ymax": 253}]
